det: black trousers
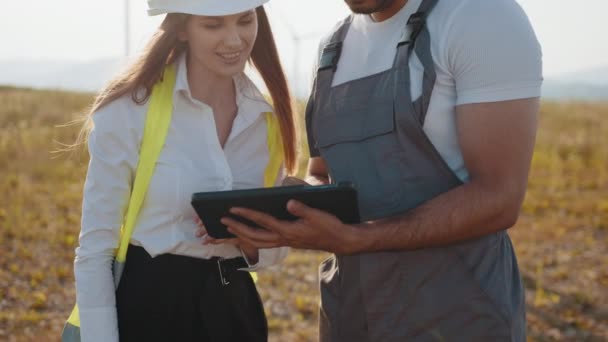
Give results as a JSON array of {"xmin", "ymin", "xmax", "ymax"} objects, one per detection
[{"xmin": 116, "ymin": 245, "xmax": 268, "ymax": 342}]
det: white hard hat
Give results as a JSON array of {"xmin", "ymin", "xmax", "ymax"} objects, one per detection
[{"xmin": 147, "ymin": 0, "xmax": 271, "ymax": 16}]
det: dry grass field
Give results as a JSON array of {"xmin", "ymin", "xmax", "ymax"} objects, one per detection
[{"xmin": 0, "ymin": 86, "xmax": 606, "ymax": 341}]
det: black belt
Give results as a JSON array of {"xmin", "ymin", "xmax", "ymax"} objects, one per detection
[
  {"xmin": 210, "ymin": 256, "xmax": 249, "ymax": 286},
  {"xmin": 126, "ymin": 244, "xmax": 249, "ymax": 286}
]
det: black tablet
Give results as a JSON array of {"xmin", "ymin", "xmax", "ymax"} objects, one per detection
[{"xmin": 191, "ymin": 182, "xmax": 360, "ymax": 239}]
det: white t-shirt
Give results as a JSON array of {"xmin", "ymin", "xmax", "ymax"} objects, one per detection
[{"xmin": 324, "ymin": 0, "xmax": 543, "ymax": 181}]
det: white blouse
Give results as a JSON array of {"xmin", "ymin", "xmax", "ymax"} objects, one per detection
[{"xmin": 74, "ymin": 54, "xmax": 288, "ymax": 342}]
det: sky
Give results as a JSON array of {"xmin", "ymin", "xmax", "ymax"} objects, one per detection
[{"xmin": 1, "ymin": 0, "xmax": 607, "ymax": 93}]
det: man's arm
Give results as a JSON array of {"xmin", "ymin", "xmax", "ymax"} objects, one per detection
[
  {"xmin": 222, "ymin": 98, "xmax": 539, "ymax": 254},
  {"xmin": 305, "ymin": 157, "xmax": 330, "ymax": 185},
  {"xmin": 350, "ymin": 98, "xmax": 539, "ymax": 252}
]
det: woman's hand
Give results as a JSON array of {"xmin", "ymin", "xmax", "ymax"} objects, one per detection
[
  {"xmin": 281, "ymin": 176, "xmax": 310, "ymax": 186},
  {"xmin": 194, "ymin": 216, "xmax": 259, "ymax": 264}
]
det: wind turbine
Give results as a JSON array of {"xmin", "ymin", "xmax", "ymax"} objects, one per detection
[
  {"xmin": 267, "ymin": 3, "xmax": 323, "ymax": 98},
  {"xmin": 124, "ymin": 0, "xmax": 131, "ymax": 57}
]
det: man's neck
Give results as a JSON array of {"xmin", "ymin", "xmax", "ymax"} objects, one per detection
[{"xmin": 371, "ymin": 0, "xmax": 408, "ymax": 22}]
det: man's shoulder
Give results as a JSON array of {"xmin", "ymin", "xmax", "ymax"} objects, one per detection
[
  {"xmin": 314, "ymin": 15, "xmax": 353, "ymax": 62},
  {"xmin": 429, "ymin": 0, "xmax": 526, "ymax": 24},
  {"xmin": 426, "ymin": 0, "xmax": 536, "ymax": 49},
  {"xmin": 320, "ymin": 15, "xmax": 352, "ymax": 44}
]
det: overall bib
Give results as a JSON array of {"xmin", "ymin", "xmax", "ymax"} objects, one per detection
[{"xmin": 306, "ymin": 1, "xmax": 526, "ymax": 341}]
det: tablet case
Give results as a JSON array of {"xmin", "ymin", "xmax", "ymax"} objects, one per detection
[{"xmin": 191, "ymin": 182, "xmax": 360, "ymax": 239}]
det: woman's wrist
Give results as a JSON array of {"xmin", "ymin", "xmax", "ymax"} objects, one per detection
[{"xmin": 241, "ymin": 244, "xmax": 259, "ymax": 264}]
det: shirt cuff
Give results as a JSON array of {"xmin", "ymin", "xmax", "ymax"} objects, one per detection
[
  {"xmin": 456, "ymin": 82, "xmax": 542, "ymax": 105},
  {"xmin": 239, "ymin": 247, "xmax": 289, "ymax": 271},
  {"xmin": 78, "ymin": 307, "xmax": 119, "ymax": 342}
]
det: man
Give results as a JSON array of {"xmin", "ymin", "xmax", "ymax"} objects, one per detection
[{"xmin": 223, "ymin": 0, "xmax": 542, "ymax": 340}]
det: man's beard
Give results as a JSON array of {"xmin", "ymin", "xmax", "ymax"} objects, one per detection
[{"xmin": 344, "ymin": 0, "xmax": 397, "ymax": 14}]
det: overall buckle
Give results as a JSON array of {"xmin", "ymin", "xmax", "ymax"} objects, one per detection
[
  {"xmin": 319, "ymin": 42, "xmax": 343, "ymax": 72},
  {"xmin": 398, "ymin": 12, "xmax": 426, "ymax": 47},
  {"xmin": 407, "ymin": 12, "xmax": 425, "ymax": 42}
]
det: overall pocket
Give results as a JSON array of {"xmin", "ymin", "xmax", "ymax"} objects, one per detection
[{"xmin": 314, "ymin": 101, "xmax": 407, "ymax": 218}]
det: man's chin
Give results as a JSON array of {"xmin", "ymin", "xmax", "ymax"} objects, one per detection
[
  {"xmin": 344, "ymin": 0, "xmax": 395, "ymax": 14},
  {"xmin": 348, "ymin": 6, "xmax": 376, "ymax": 14},
  {"xmin": 344, "ymin": 0, "xmax": 374, "ymax": 14}
]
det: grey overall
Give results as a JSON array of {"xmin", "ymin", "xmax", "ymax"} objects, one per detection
[{"xmin": 305, "ymin": 1, "xmax": 526, "ymax": 341}]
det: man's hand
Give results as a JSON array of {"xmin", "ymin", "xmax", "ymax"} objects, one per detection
[
  {"xmin": 222, "ymin": 200, "xmax": 360, "ymax": 255},
  {"xmin": 306, "ymin": 157, "xmax": 330, "ymax": 185}
]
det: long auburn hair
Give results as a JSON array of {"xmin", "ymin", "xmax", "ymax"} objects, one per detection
[{"xmin": 77, "ymin": 7, "xmax": 297, "ymax": 174}]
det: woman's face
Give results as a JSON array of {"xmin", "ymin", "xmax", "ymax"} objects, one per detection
[{"xmin": 180, "ymin": 10, "xmax": 258, "ymax": 78}]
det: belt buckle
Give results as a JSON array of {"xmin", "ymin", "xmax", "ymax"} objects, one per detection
[{"xmin": 217, "ymin": 258, "xmax": 230, "ymax": 286}]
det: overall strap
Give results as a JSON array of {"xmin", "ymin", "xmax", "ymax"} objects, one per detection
[
  {"xmin": 113, "ymin": 64, "xmax": 177, "ymax": 286},
  {"xmin": 394, "ymin": 0, "xmax": 439, "ymax": 125},
  {"xmin": 315, "ymin": 15, "xmax": 353, "ymax": 91},
  {"xmin": 306, "ymin": 15, "xmax": 353, "ymax": 157}
]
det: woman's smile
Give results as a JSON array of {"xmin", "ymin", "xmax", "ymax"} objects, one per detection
[{"xmin": 216, "ymin": 50, "xmax": 243, "ymax": 63}]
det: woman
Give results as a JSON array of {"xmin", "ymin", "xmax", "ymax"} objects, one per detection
[{"xmin": 71, "ymin": 0, "xmax": 295, "ymax": 341}]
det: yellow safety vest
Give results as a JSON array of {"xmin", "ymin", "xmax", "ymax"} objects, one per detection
[{"xmin": 62, "ymin": 64, "xmax": 285, "ymax": 341}]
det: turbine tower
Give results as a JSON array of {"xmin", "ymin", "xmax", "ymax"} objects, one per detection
[
  {"xmin": 124, "ymin": 0, "xmax": 131, "ymax": 57},
  {"xmin": 267, "ymin": 3, "xmax": 322, "ymax": 98}
]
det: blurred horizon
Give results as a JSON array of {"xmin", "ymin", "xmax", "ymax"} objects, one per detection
[{"xmin": 1, "ymin": 0, "xmax": 607, "ymax": 99}]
